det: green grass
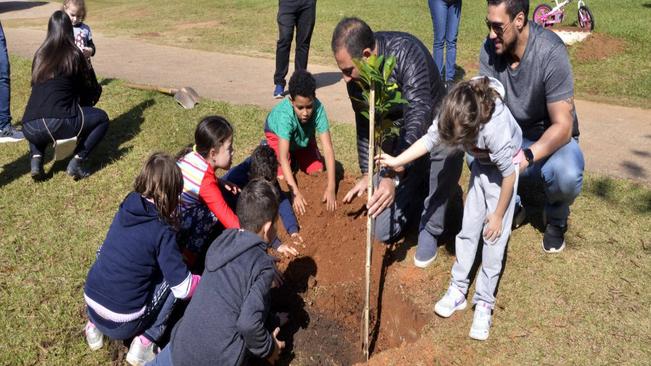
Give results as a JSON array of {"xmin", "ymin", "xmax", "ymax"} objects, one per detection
[
  {"xmin": 8, "ymin": 0, "xmax": 648, "ymax": 107},
  {"xmin": 1, "ymin": 55, "xmax": 650, "ymax": 365}
]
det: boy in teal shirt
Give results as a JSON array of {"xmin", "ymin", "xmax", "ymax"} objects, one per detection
[{"xmin": 264, "ymin": 69, "xmax": 337, "ymax": 215}]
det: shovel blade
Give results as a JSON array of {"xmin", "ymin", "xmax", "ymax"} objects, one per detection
[
  {"xmin": 174, "ymin": 92, "xmax": 197, "ymax": 109},
  {"xmin": 174, "ymin": 87, "xmax": 200, "ymax": 109}
]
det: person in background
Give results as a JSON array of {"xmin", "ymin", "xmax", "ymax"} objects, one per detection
[{"xmin": 273, "ymin": 0, "xmax": 317, "ymax": 98}]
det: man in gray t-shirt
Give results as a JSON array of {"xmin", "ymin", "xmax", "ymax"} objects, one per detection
[{"xmin": 479, "ymin": 0, "xmax": 584, "ymax": 253}]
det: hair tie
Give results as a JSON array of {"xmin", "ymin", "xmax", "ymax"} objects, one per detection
[{"xmin": 192, "ymin": 144, "xmax": 198, "ymax": 153}]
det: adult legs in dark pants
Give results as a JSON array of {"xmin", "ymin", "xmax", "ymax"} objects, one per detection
[
  {"xmin": 21, "ymin": 106, "xmax": 109, "ymax": 180},
  {"xmin": 372, "ymin": 157, "xmax": 430, "ymax": 244},
  {"xmin": 415, "ymin": 147, "xmax": 464, "ymax": 267},
  {"xmin": 273, "ymin": 0, "xmax": 316, "ymax": 97}
]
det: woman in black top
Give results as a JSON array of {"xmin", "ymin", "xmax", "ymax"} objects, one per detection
[{"xmin": 22, "ymin": 10, "xmax": 108, "ymax": 180}]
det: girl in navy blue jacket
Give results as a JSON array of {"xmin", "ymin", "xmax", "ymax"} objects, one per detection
[{"xmin": 83, "ymin": 153, "xmax": 200, "ymax": 366}]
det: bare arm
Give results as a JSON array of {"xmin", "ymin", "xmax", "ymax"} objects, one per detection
[
  {"xmin": 278, "ymin": 138, "xmax": 307, "ymax": 214},
  {"xmin": 319, "ymin": 131, "xmax": 337, "ymax": 211},
  {"xmin": 522, "ymin": 98, "xmax": 574, "ymax": 171},
  {"xmin": 376, "ymin": 137, "xmax": 429, "ymax": 169}
]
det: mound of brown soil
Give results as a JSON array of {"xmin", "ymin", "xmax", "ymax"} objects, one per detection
[
  {"xmin": 271, "ymin": 173, "xmax": 432, "ymax": 364},
  {"xmin": 573, "ymin": 33, "xmax": 626, "ymax": 62}
]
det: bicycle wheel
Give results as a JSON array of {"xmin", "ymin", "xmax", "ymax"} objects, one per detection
[
  {"xmin": 533, "ymin": 4, "xmax": 553, "ymax": 27},
  {"xmin": 578, "ymin": 6, "xmax": 594, "ymax": 31}
]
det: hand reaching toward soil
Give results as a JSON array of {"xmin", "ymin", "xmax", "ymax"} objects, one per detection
[
  {"xmin": 277, "ymin": 243, "xmax": 299, "ymax": 257},
  {"xmin": 290, "ymin": 232, "xmax": 305, "ymax": 247},
  {"xmin": 292, "ymin": 189, "xmax": 307, "ymax": 215},
  {"xmin": 266, "ymin": 327, "xmax": 285, "ymax": 365},
  {"xmin": 322, "ymin": 186, "xmax": 337, "ymax": 211},
  {"xmin": 342, "ymin": 174, "xmax": 368, "ymax": 204}
]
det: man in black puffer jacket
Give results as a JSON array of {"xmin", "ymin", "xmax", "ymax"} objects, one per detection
[{"xmin": 332, "ymin": 17, "xmax": 463, "ymax": 267}]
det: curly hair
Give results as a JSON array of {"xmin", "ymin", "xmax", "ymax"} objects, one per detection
[
  {"xmin": 249, "ymin": 144, "xmax": 278, "ymax": 182},
  {"xmin": 288, "ymin": 69, "xmax": 316, "ymax": 99}
]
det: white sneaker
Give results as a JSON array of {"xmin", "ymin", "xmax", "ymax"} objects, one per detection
[
  {"xmin": 84, "ymin": 322, "xmax": 104, "ymax": 351},
  {"xmin": 469, "ymin": 302, "xmax": 492, "ymax": 341},
  {"xmin": 434, "ymin": 286, "xmax": 467, "ymax": 318},
  {"xmin": 0, "ymin": 125, "xmax": 24, "ymax": 143},
  {"xmin": 126, "ymin": 336, "xmax": 156, "ymax": 366}
]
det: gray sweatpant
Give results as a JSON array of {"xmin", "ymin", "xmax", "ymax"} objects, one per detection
[{"xmin": 450, "ymin": 160, "xmax": 519, "ymax": 307}]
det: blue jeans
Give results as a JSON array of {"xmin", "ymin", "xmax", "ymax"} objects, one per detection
[
  {"xmin": 428, "ymin": 0, "xmax": 462, "ymax": 82},
  {"xmin": 87, "ymin": 281, "xmax": 177, "ymax": 342},
  {"xmin": 0, "ymin": 21, "xmax": 11, "ymax": 129},
  {"xmin": 520, "ymin": 137, "xmax": 584, "ymax": 226}
]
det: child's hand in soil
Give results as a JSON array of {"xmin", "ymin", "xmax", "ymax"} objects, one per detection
[
  {"xmin": 483, "ymin": 212, "xmax": 503, "ymax": 243},
  {"xmin": 277, "ymin": 243, "xmax": 299, "ymax": 258},
  {"xmin": 322, "ymin": 186, "xmax": 337, "ymax": 211},
  {"xmin": 292, "ymin": 189, "xmax": 307, "ymax": 215},
  {"xmin": 290, "ymin": 232, "xmax": 304, "ymax": 247},
  {"xmin": 266, "ymin": 327, "xmax": 285, "ymax": 365}
]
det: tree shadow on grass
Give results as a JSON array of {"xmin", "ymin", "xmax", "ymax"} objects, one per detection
[
  {"xmin": 584, "ymin": 175, "xmax": 651, "ymax": 214},
  {"xmin": 86, "ymin": 99, "xmax": 155, "ymax": 174}
]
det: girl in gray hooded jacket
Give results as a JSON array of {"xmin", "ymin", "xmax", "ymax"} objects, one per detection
[{"xmin": 377, "ymin": 76, "xmax": 522, "ymax": 341}]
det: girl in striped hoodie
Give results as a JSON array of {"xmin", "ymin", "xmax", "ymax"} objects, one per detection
[{"xmin": 177, "ymin": 116, "xmax": 240, "ymax": 262}]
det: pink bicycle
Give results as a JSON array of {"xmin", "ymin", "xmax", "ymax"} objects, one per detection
[{"xmin": 533, "ymin": 0, "xmax": 594, "ymax": 31}]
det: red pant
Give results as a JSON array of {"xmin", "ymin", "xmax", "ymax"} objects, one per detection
[{"xmin": 265, "ymin": 132, "xmax": 324, "ymax": 177}]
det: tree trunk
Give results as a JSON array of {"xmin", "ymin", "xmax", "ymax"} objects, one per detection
[{"xmin": 363, "ymin": 87, "xmax": 375, "ymax": 361}]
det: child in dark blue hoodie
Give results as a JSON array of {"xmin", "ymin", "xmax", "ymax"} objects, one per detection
[
  {"xmin": 148, "ymin": 179, "xmax": 286, "ymax": 366},
  {"xmin": 83, "ymin": 153, "xmax": 201, "ymax": 366}
]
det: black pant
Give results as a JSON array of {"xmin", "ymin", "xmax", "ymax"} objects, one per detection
[
  {"xmin": 22, "ymin": 106, "xmax": 109, "ymax": 159},
  {"xmin": 273, "ymin": 0, "xmax": 316, "ymax": 87}
]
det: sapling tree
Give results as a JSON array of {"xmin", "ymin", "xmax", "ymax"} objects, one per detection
[{"xmin": 352, "ymin": 54, "xmax": 406, "ymax": 360}]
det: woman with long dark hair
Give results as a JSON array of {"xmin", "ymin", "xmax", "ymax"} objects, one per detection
[{"xmin": 22, "ymin": 10, "xmax": 108, "ymax": 180}]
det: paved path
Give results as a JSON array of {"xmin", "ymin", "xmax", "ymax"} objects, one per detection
[{"xmin": 2, "ymin": 2, "xmax": 650, "ymax": 185}]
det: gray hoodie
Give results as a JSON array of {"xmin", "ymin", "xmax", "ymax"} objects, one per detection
[
  {"xmin": 421, "ymin": 77, "xmax": 522, "ymax": 177},
  {"xmin": 169, "ymin": 229, "xmax": 276, "ymax": 366}
]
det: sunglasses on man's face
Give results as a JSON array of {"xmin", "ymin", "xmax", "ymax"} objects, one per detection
[{"xmin": 485, "ymin": 18, "xmax": 512, "ymax": 36}]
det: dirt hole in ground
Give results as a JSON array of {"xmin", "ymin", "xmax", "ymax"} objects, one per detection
[
  {"xmin": 573, "ymin": 32, "xmax": 625, "ymax": 62},
  {"xmin": 268, "ymin": 173, "xmax": 431, "ymax": 365}
]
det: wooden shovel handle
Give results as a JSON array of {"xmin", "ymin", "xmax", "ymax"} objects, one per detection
[{"xmin": 124, "ymin": 83, "xmax": 176, "ymax": 95}]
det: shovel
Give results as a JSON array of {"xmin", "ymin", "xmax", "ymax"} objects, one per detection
[{"xmin": 125, "ymin": 83, "xmax": 200, "ymax": 109}]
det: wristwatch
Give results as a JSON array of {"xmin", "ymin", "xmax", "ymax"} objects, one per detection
[
  {"xmin": 523, "ymin": 148, "xmax": 534, "ymax": 165},
  {"xmin": 379, "ymin": 168, "xmax": 400, "ymax": 187}
]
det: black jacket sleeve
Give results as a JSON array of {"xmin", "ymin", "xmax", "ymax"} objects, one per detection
[{"xmin": 390, "ymin": 36, "xmax": 445, "ymax": 154}]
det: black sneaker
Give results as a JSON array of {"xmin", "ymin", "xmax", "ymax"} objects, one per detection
[
  {"xmin": 66, "ymin": 157, "xmax": 90, "ymax": 181},
  {"xmin": 512, "ymin": 202, "xmax": 526, "ymax": 229},
  {"xmin": 30, "ymin": 156, "xmax": 44, "ymax": 181},
  {"xmin": 542, "ymin": 224, "xmax": 567, "ymax": 253}
]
